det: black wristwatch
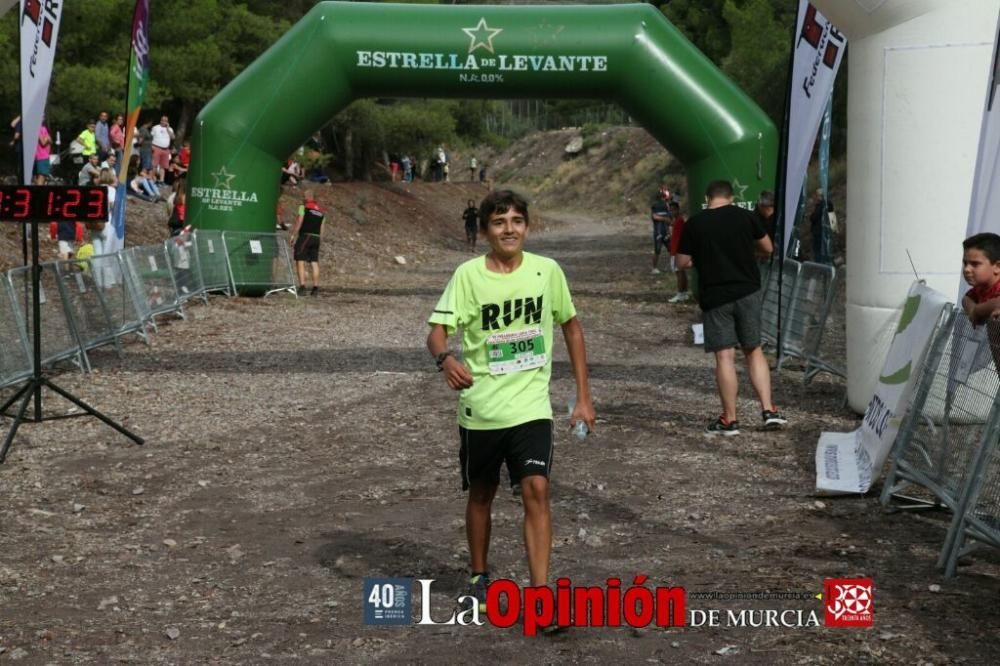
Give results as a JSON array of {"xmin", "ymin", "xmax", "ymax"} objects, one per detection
[{"xmin": 435, "ymin": 351, "xmax": 453, "ymax": 371}]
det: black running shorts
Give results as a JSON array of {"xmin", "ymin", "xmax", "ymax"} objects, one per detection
[
  {"xmin": 294, "ymin": 234, "xmax": 321, "ymax": 262},
  {"xmin": 459, "ymin": 419, "xmax": 554, "ymax": 490}
]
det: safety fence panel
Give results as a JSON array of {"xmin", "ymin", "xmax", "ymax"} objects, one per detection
[
  {"xmin": 938, "ymin": 313, "xmax": 1000, "ymax": 576},
  {"xmin": 193, "ymin": 229, "xmax": 232, "ymax": 295},
  {"xmin": 935, "ymin": 317, "xmax": 1000, "ymax": 575},
  {"xmin": 759, "ymin": 259, "xmax": 772, "ymax": 290},
  {"xmin": 221, "ymin": 230, "xmax": 296, "ymax": 296},
  {"xmin": 0, "ymin": 273, "xmax": 32, "ymax": 389},
  {"xmin": 52, "ymin": 255, "xmax": 121, "ymax": 350},
  {"xmin": 165, "ymin": 232, "xmax": 208, "ymax": 305},
  {"xmin": 6, "ymin": 263, "xmax": 88, "ymax": 371},
  {"xmin": 55, "ymin": 254, "xmax": 144, "ymax": 351},
  {"xmin": 790, "ymin": 262, "xmax": 844, "ymax": 382},
  {"xmin": 881, "ymin": 308, "xmax": 992, "ymax": 512},
  {"xmin": 121, "ymin": 245, "xmax": 182, "ymax": 323},
  {"xmin": 942, "ymin": 412, "xmax": 1000, "ymax": 576},
  {"xmin": 760, "ymin": 258, "xmax": 801, "ymax": 366}
]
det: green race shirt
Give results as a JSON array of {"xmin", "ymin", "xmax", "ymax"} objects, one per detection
[{"xmin": 429, "ymin": 252, "xmax": 576, "ymax": 430}]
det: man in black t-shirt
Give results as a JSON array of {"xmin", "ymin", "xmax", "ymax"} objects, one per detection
[
  {"xmin": 753, "ymin": 190, "xmax": 776, "ymax": 244},
  {"xmin": 462, "ymin": 199, "xmax": 479, "ymax": 249},
  {"xmin": 289, "ymin": 189, "xmax": 325, "ymax": 296},
  {"xmin": 676, "ymin": 180, "xmax": 787, "ymax": 436}
]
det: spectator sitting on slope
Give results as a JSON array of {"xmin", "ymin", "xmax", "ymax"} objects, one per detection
[
  {"xmin": 78, "ymin": 153, "xmax": 101, "ymax": 186},
  {"xmin": 129, "ymin": 168, "xmax": 162, "ymax": 202}
]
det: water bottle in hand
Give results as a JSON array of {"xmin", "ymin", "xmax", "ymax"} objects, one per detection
[{"xmin": 568, "ymin": 399, "xmax": 588, "ymax": 441}]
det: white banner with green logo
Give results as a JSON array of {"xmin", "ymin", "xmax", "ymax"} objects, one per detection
[{"xmin": 815, "ymin": 282, "xmax": 950, "ymax": 494}]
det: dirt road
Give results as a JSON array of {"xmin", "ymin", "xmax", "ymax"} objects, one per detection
[{"xmin": 0, "ymin": 210, "xmax": 996, "ymax": 664}]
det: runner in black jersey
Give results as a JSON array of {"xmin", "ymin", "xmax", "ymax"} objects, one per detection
[{"xmin": 290, "ymin": 189, "xmax": 325, "ymax": 296}]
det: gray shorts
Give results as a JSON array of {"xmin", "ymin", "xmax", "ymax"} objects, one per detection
[{"xmin": 702, "ymin": 290, "xmax": 762, "ymax": 352}]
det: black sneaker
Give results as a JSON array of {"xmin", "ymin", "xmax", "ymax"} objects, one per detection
[
  {"xmin": 310, "ymin": 286, "xmax": 319, "ymax": 297},
  {"xmin": 762, "ymin": 408, "xmax": 788, "ymax": 429},
  {"xmin": 462, "ymin": 573, "xmax": 490, "ymax": 614},
  {"xmin": 704, "ymin": 416, "xmax": 740, "ymax": 437},
  {"xmin": 539, "ymin": 592, "xmax": 570, "ymax": 635}
]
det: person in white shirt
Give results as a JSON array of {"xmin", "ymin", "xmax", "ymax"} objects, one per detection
[{"xmin": 150, "ymin": 115, "xmax": 175, "ymax": 184}]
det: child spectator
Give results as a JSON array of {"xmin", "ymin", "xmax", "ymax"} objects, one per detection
[
  {"xmin": 961, "ymin": 232, "xmax": 1000, "ymax": 326},
  {"xmin": 75, "ymin": 120, "xmax": 98, "ymax": 159}
]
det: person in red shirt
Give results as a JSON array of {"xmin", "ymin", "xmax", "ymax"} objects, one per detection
[
  {"xmin": 961, "ymin": 232, "xmax": 1000, "ymax": 326},
  {"xmin": 178, "ymin": 140, "xmax": 190, "ymax": 168}
]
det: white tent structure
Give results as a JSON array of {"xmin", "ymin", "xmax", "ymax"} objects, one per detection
[{"xmin": 813, "ymin": 0, "xmax": 1000, "ymax": 411}]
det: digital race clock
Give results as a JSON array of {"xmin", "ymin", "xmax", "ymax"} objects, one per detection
[{"xmin": 0, "ymin": 186, "xmax": 109, "ymax": 222}]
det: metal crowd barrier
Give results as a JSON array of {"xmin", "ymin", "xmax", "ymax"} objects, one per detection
[
  {"xmin": 6, "ymin": 263, "xmax": 90, "ymax": 371},
  {"xmin": 165, "ymin": 231, "xmax": 208, "ymax": 306},
  {"xmin": 0, "ymin": 274, "xmax": 32, "ymax": 390},
  {"xmin": 758, "ymin": 258, "xmax": 843, "ymax": 382},
  {"xmin": 0, "ymin": 230, "xmax": 298, "ymax": 391},
  {"xmin": 192, "ymin": 229, "xmax": 232, "ymax": 296},
  {"xmin": 942, "ymin": 398, "xmax": 1000, "ymax": 576},
  {"xmin": 221, "ymin": 230, "xmax": 296, "ymax": 296},
  {"xmin": 760, "ymin": 258, "xmax": 801, "ymax": 368},
  {"xmin": 52, "ymin": 259, "xmax": 125, "ymax": 358},
  {"xmin": 880, "ymin": 310, "xmax": 1000, "ymax": 575},
  {"xmin": 786, "ymin": 261, "xmax": 844, "ymax": 383},
  {"xmin": 880, "ymin": 306, "xmax": 976, "ymax": 510},
  {"xmin": 120, "ymin": 245, "xmax": 183, "ymax": 329}
]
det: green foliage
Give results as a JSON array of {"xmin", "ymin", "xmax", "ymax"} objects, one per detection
[
  {"xmin": 721, "ymin": 0, "xmax": 794, "ymax": 125},
  {"xmin": 661, "ymin": 0, "xmax": 731, "ymax": 64}
]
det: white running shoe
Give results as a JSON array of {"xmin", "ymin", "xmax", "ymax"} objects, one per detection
[
  {"xmin": 651, "ymin": 268, "xmax": 661, "ymax": 275},
  {"xmin": 668, "ymin": 292, "xmax": 686, "ymax": 303}
]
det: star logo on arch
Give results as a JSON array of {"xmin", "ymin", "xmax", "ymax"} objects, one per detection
[
  {"xmin": 732, "ymin": 178, "xmax": 749, "ymax": 201},
  {"xmin": 212, "ymin": 166, "xmax": 236, "ymax": 190},
  {"xmin": 462, "ymin": 18, "xmax": 502, "ymax": 55}
]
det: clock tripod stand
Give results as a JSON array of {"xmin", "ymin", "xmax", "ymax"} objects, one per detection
[{"xmin": 1, "ymin": 188, "xmax": 144, "ymax": 463}]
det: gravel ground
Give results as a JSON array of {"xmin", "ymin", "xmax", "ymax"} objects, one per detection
[{"xmin": 0, "ymin": 210, "xmax": 997, "ymax": 665}]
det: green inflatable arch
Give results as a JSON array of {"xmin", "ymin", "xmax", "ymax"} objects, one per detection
[{"xmin": 189, "ymin": 2, "xmax": 776, "ymax": 284}]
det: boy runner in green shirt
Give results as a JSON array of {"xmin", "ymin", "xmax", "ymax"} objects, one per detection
[{"xmin": 427, "ymin": 190, "xmax": 596, "ymax": 617}]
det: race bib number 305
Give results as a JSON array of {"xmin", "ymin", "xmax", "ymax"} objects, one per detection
[{"xmin": 487, "ymin": 326, "xmax": 547, "ymax": 375}]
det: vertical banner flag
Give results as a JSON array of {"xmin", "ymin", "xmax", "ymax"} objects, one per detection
[
  {"xmin": 113, "ymin": 0, "xmax": 151, "ymax": 251},
  {"xmin": 962, "ymin": 10, "xmax": 1000, "ymax": 297},
  {"xmin": 815, "ymin": 282, "xmax": 950, "ymax": 495},
  {"xmin": 19, "ymin": 0, "xmax": 63, "ymax": 184},
  {"xmin": 782, "ymin": 1, "xmax": 846, "ymax": 257}
]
